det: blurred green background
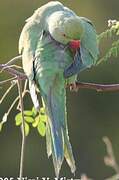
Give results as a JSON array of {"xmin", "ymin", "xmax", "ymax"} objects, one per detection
[{"xmin": 0, "ymin": 0, "xmax": 119, "ymax": 179}]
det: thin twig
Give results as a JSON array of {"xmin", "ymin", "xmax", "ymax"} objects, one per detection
[
  {"xmin": 1, "ymin": 96, "xmax": 20, "ymax": 126},
  {"xmin": 3, "ymin": 64, "xmax": 23, "ymax": 70},
  {"xmin": 0, "ymin": 82, "xmax": 16, "ymax": 104},
  {"xmin": 17, "ymin": 80, "xmax": 28, "ymax": 110},
  {"xmin": 0, "ymin": 64, "xmax": 27, "ymax": 80},
  {"xmin": 0, "ymin": 77, "xmax": 17, "ymax": 85},
  {"xmin": 7, "ymin": 96, "xmax": 19, "ymax": 115},
  {"xmin": 17, "ymin": 90, "xmax": 30, "ymax": 111},
  {"xmin": 103, "ymin": 137, "xmax": 119, "ymax": 180},
  {"xmin": 17, "ymin": 79, "xmax": 26, "ymax": 179},
  {"xmin": 4, "ymin": 55, "xmax": 22, "ymax": 66},
  {"xmin": 103, "ymin": 137, "xmax": 119, "ymax": 173}
]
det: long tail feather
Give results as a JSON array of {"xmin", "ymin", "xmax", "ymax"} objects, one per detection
[
  {"xmin": 46, "ymin": 121, "xmax": 52, "ymax": 157},
  {"xmin": 37, "ymin": 73, "xmax": 76, "ymax": 177},
  {"xmin": 64, "ymin": 132, "xmax": 76, "ymax": 174}
]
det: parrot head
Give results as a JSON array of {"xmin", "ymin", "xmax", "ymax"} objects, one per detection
[{"xmin": 47, "ymin": 11, "xmax": 83, "ymax": 48}]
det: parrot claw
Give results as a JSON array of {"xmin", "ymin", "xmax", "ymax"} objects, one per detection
[{"xmin": 69, "ymin": 82, "xmax": 78, "ymax": 92}]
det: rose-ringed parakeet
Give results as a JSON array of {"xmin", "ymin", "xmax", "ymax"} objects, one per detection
[{"xmin": 19, "ymin": 1, "xmax": 99, "ymax": 177}]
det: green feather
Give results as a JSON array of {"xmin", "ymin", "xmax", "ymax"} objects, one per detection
[
  {"xmin": 80, "ymin": 17, "xmax": 99, "ymax": 62},
  {"xmin": 19, "ymin": 1, "xmax": 99, "ymax": 177},
  {"xmin": 33, "ymin": 32, "xmax": 76, "ymax": 177}
]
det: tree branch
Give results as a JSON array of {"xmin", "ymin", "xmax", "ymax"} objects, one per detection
[
  {"xmin": 1, "ymin": 62, "xmax": 119, "ymax": 92},
  {"xmin": 75, "ymin": 82, "xmax": 119, "ymax": 92},
  {"xmin": 0, "ymin": 64, "xmax": 27, "ymax": 80}
]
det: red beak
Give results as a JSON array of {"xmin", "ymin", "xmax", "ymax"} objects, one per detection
[{"xmin": 69, "ymin": 40, "xmax": 80, "ymax": 50}]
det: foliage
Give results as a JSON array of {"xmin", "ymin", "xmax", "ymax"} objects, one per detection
[
  {"xmin": 97, "ymin": 20, "xmax": 119, "ymax": 65},
  {"xmin": 15, "ymin": 107, "xmax": 47, "ymax": 137}
]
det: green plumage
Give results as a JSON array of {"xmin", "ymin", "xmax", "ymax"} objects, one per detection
[
  {"xmin": 34, "ymin": 33, "xmax": 76, "ymax": 176},
  {"xmin": 19, "ymin": 1, "xmax": 99, "ymax": 177}
]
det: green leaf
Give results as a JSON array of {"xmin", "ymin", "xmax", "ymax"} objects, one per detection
[
  {"xmin": 25, "ymin": 116, "xmax": 34, "ymax": 123},
  {"xmin": 39, "ymin": 114, "xmax": 47, "ymax": 122},
  {"xmin": 40, "ymin": 107, "xmax": 45, "ymax": 115},
  {"xmin": 16, "ymin": 114, "xmax": 30, "ymax": 136},
  {"xmin": 23, "ymin": 111, "xmax": 33, "ymax": 116},
  {"xmin": 32, "ymin": 116, "xmax": 39, "ymax": 128},
  {"xmin": 24, "ymin": 122, "xmax": 30, "ymax": 136},
  {"xmin": 15, "ymin": 113, "xmax": 22, "ymax": 126},
  {"xmin": 37, "ymin": 121, "xmax": 46, "ymax": 137},
  {"xmin": 32, "ymin": 107, "xmax": 37, "ymax": 117},
  {"xmin": 15, "ymin": 112, "xmax": 34, "ymax": 126}
]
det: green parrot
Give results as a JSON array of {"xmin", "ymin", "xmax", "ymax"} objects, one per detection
[{"xmin": 19, "ymin": 1, "xmax": 99, "ymax": 177}]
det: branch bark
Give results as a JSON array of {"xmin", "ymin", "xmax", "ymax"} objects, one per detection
[
  {"xmin": 75, "ymin": 82, "xmax": 119, "ymax": 92},
  {"xmin": 0, "ymin": 64, "xmax": 27, "ymax": 80}
]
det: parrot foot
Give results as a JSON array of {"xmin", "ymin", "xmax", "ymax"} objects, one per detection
[{"xmin": 69, "ymin": 82, "xmax": 78, "ymax": 92}]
